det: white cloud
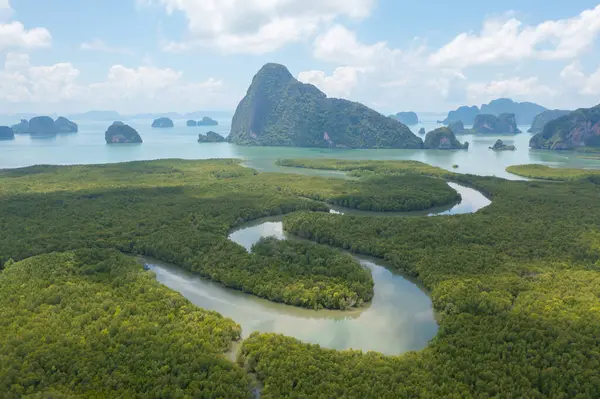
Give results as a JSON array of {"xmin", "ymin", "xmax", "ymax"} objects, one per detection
[
  {"xmin": 560, "ymin": 61, "xmax": 600, "ymax": 96},
  {"xmin": 0, "ymin": 53, "xmax": 80, "ymax": 103},
  {"xmin": 80, "ymin": 39, "xmax": 135, "ymax": 55},
  {"xmin": 298, "ymin": 67, "xmax": 361, "ymax": 97},
  {"xmin": 0, "ymin": 21, "xmax": 51, "ymax": 51},
  {"xmin": 429, "ymin": 5, "xmax": 600, "ymax": 69},
  {"xmin": 0, "ymin": 53, "xmax": 229, "ymax": 113},
  {"xmin": 313, "ymin": 24, "xmax": 401, "ymax": 69},
  {"xmin": 466, "ymin": 77, "xmax": 555, "ymax": 103},
  {"xmin": 140, "ymin": 0, "xmax": 375, "ymax": 54}
]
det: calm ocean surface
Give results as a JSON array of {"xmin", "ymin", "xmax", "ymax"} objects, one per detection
[{"xmin": 2, "ymin": 116, "xmax": 599, "ymax": 178}]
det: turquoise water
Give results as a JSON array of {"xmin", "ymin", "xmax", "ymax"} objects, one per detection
[{"xmin": 2, "ymin": 117, "xmax": 600, "ymax": 179}]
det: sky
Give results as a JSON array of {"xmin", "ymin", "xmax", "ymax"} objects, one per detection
[{"xmin": 2, "ymin": 0, "xmax": 600, "ymax": 115}]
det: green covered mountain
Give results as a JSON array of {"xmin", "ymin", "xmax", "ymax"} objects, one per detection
[
  {"xmin": 530, "ymin": 104, "xmax": 600, "ymax": 150},
  {"xmin": 229, "ymin": 63, "xmax": 423, "ymax": 149},
  {"xmin": 528, "ymin": 109, "xmax": 572, "ymax": 133},
  {"xmin": 424, "ymin": 127, "xmax": 469, "ymax": 149}
]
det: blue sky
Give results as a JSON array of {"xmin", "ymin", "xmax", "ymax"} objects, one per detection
[{"xmin": 2, "ymin": 0, "xmax": 600, "ymax": 114}]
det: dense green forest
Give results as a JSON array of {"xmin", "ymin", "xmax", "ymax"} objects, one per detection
[
  {"xmin": 0, "ymin": 159, "xmax": 447, "ymax": 309},
  {"xmin": 237, "ymin": 160, "xmax": 600, "ymax": 398},
  {"xmin": 0, "ymin": 249, "xmax": 251, "ymax": 398},
  {"xmin": 507, "ymin": 163, "xmax": 600, "ymax": 181},
  {"xmin": 4, "ymin": 158, "xmax": 600, "ymax": 397},
  {"xmin": 250, "ymin": 237, "xmax": 373, "ymax": 309}
]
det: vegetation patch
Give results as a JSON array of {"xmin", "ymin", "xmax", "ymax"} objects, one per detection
[
  {"xmin": 0, "ymin": 249, "xmax": 251, "ymax": 398},
  {"xmin": 507, "ymin": 163, "xmax": 600, "ymax": 181}
]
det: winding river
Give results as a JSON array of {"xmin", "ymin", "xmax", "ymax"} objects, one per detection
[{"xmin": 148, "ymin": 182, "xmax": 491, "ymax": 356}]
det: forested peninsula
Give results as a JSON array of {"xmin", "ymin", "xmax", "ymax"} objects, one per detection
[{"xmin": 2, "ymin": 158, "xmax": 600, "ymax": 397}]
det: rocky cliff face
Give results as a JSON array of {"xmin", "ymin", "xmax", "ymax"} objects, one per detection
[
  {"xmin": 424, "ymin": 127, "xmax": 469, "ymax": 150},
  {"xmin": 229, "ymin": 63, "xmax": 423, "ymax": 149},
  {"xmin": 528, "ymin": 110, "xmax": 572, "ymax": 133},
  {"xmin": 530, "ymin": 104, "xmax": 600, "ymax": 150},
  {"xmin": 105, "ymin": 124, "xmax": 143, "ymax": 144},
  {"xmin": 471, "ymin": 113, "xmax": 520, "ymax": 134}
]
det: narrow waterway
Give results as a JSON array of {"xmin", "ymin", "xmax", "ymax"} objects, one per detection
[{"xmin": 149, "ymin": 182, "xmax": 489, "ymax": 355}]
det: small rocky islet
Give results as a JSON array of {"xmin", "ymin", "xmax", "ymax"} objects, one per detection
[
  {"xmin": 424, "ymin": 127, "xmax": 469, "ymax": 150},
  {"xmin": 489, "ymin": 139, "xmax": 516, "ymax": 151},
  {"xmin": 105, "ymin": 122, "xmax": 143, "ymax": 144},
  {"xmin": 151, "ymin": 117, "xmax": 174, "ymax": 128},
  {"xmin": 198, "ymin": 131, "xmax": 226, "ymax": 143}
]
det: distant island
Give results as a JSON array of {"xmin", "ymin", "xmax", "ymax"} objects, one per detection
[
  {"xmin": 9, "ymin": 116, "xmax": 77, "ymax": 135},
  {"xmin": 230, "ymin": 63, "xmax": 423, "ymax": 149},
  {"xmin": 528, "ymin": 110, "xmax": 572, "ymax": 133},
  {"xmin": 198, "ymin": 131, "xmax": 226, "ymax": 143},
  {"xmin": 530, "ymin": 104, "xmax": 600, "ymax": 150},
  {"xmin": 443, "ymin": 98, "xmax": 547, "ymax": 125},
  {"xmin": 28, "ymin": 116, "xmax": 59, "ymax": 135},
  {"xmin": 392, "ymin": 112, "xmax": 419, "ymax": 125},
  {"xmin": 490, "ymin": 139, "xmax": 516, "ymax": 151},
  {"xmin": 418, "ymin": 128, "xmax": 425, "ymax": 135},
  {"xmin": 424, "ymin": 127, "xmax": 469, "ymax": 150},
  {"xmin": 187, "ymin": 120, "xmax": 197, "ymax": 127},
  {"xmin": 0, "ymin": 126, "xmax": 14, "ymax": 140},
  {"xmin": 470, "ymin": 114, "xmax": 520, "ymax": 134},
  {"xmin": 11, "ymin": 119, "xmax": 29, "ymax": 133},
  {"xmin": 63, "ymin": 110, "xmax": 231, "ymax": 121},
  {"xmin": 197, "ymin": 117, "xmax": 219, "ymax": 126},
  {"xmin": 443, "ymin": 105, "xmax": 480, "ymax": 125},
  {"xmin": 105, "ymin": 123, "xmax": 143, "ymax": 144},
  {"xmin": 151, "ymin": 118, "xmax": 174, "ymax": 128}
]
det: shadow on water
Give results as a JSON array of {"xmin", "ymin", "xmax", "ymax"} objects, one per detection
[{"xmin": 149, "ymin": 182, "xmax": 490, "ymax": 356}]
